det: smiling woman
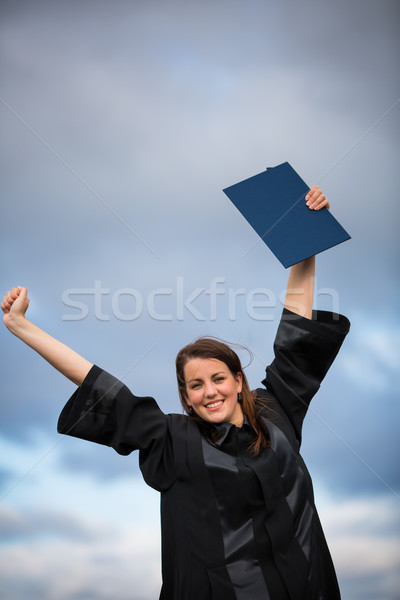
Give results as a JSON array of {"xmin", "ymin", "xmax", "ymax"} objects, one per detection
[
  {"xmin": 182, "ymin": 356, "xmax": 244, "ymax": 425},
  {"xmin": 175, "ymin": 338, "xmax": 270, "ymax": 456},
  {"xmin": 1, "ymin": 187, "xmax": 351, "ymax": 599}
]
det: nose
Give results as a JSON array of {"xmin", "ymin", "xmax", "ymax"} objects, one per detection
[{"xmin": 204, "ymin": 382, "xmax": 217, "ymax": 398}]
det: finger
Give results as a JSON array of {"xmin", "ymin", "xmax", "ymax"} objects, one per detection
[
  {"xmin": 16, "ymin": 287, "xmax": 27, "ymax": 300},
  {"xmin": 3, "ymin": 289, "xmax": 20, "ymax": 308},
  {"xmin": 312, "ymin": 193, "xmax": 327, "ymax": 210},
  {"xmin": 306, "ymin": 185, "xmax": 319, "ymax": 199},
  {"xmin": 5, "ymin": 290, "xmax": 13, "ymax": 303},
  {"xmin": 312, "ymin": 190, "xmax": 329, "ymax": 210},
  {"xmin": 6, "ymin": 290, "xmax": 16, "ymax": 304},
  {"xmin": 305, "ymin": 186, "xmax": 320, "ymax": 207},
  {"xmin": 306, "ymin": 186, "xmax": 321, "ymax": 201},
  {"xmin": 315, "ymin": 197, "xmax": 330, "ymax": 210},
  {"xmin": 2, "ymin": 296, "xmax": 12, "ymax": 311},
  {"xmin": 306, "ymin": 187, "xmax": 329, "ymax": 210}
]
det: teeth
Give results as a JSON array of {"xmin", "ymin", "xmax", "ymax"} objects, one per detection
[{"xmin": 206, "ymin": 401, "xmax": 223, "ymax": 409}]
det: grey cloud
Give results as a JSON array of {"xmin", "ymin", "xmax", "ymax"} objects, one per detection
[
  {"xmin": 0, "ymin": 466, "xmax": 15, "ymax": 493},
  {"xmin": 302, "ymin": 383, "xmax": 400, "ymax": 498},
  {"xmin": 1, "ymin": 0, "xmax": 398, "ymax": 295},
  {"xmin": 0, "ymin": 503, "xmax": 111, "ymax": 541},
  {"xmin": 57, "ymin": 437, "xmax": 141, "ymax": 481},
  {"xmin": 340, "ymin": 574, "xmax": 400, "ymax": 600},
  {"xmin": 0, "ymin": 508, "xmax": 162, "ymax": 600},
  {"xmin": 2, "ymin": 0, "xmax": 398, "ymax": 180},
  {"xmin": 322, "ymin": 495, "xmax": 400, "ymax": 599}
]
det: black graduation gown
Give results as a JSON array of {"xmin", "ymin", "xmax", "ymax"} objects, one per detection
[{"xmin": 57, "ymin": 308, "xmax": 350, "ymax": 600}]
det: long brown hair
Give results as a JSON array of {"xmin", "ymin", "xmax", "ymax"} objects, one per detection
[{"xmin": 175, "ymin": 337, "xmax": 269, "ymax": 455}]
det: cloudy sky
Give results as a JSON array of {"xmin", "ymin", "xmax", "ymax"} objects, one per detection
[{"xmin": 1, "ymin": 1, "xmax": 399, "ymax": 598}]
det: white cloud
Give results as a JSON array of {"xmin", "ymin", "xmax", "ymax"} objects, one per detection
[
  {"xmin": 0, "ymin": 481, "xmax": 161, "ymax": 599},
  {"xmin": 339, "ymin": 321, "xmax": 400, "ymax": 391},
  {"xmin": 319, "ymin": 494, "xmax": 400, "ymax": 589},
  {"xmin": 0, "ymin": 525, "xmax": 161, "ymax": 600}
]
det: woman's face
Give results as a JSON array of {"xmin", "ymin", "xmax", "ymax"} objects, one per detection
[{"xmin": 183, "ymin": 357, "xmax": 243, "ymax": 426}]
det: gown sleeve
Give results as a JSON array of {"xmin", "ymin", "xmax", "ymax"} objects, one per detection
[
  {"xmin": 262, "ymin": 307, "xmax": 350, "ymax": 444},
  {"xmin": 57, "ymin": 364, "xmax": 176, "ymax": 491}
]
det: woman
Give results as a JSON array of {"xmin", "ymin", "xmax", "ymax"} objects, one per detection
[{"xmin": 2, "ymin": 186, "xmax": 350, "ymax": 599}]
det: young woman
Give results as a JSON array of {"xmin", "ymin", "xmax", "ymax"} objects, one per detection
[{"xmin": 2, "ymin": 187, "xmax": 350, "ymax": 599}]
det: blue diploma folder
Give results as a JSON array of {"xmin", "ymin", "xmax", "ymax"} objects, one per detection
[{"xmin": 223, "ymin": 162, "xmax": 351, "ymax": 268}]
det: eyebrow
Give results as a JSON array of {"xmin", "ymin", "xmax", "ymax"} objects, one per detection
[{"xmin": 186, "ymin": 371, "xmax": 226, "ymax": 384}]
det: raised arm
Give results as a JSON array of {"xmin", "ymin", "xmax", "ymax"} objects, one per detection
[
  {"xmin": 2, "ymin": 287, "xmax": 93, "ymax": 386},
  {"xmin": 284, "ymin": 186, "xmax": 329, "ymax": 319}
]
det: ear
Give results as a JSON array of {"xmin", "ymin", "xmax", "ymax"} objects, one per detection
[
  {"xmin": 236, "ymin": 372, "xmax": 243, "ymax": 394},
  {"xmin": 182, "ymin": 393, "xmax": 191, "ymax": 409}
]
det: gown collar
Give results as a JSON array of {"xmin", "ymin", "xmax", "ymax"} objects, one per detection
[{"xmin": 212, "ymin": 416, "xmax": 251, "ymax": 446}]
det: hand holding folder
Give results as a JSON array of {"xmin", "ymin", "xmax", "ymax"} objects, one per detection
[{"xmin": 223, "ymin": 162, "xmax": 351, "ymax": 268}]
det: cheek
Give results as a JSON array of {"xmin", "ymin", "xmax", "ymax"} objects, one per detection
[
  {"xmin": 186, "ymin": 389, "xmax": 201, "ymax": 405},
  {"xmin": 221, "ymin": 383, "xmax": 238, "ymax": 398}
]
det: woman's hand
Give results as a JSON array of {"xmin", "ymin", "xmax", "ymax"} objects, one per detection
[
  {"xmin": 1, "ymin": 286, "xmax": 29, "ymax": 330},
  {"xmin": 2, "ymin": 285, "xmax": 92, "ymax": 386},
  {"xmin": 306, "ymin": 186, "xmax": 330, "ymax": 210}
]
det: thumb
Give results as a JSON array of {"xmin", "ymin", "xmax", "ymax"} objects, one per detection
[
  {"xmin": 17, "ymin": 287, "xmax": 28, "ymax": 301},
  {"xmin": 11, "ymin": 286, "xmax": 30, "ymax": 315}
]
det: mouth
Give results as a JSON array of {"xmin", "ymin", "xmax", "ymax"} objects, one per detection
[{"xmin": 205, "ymin": 400, "xmax": 224, "ymax": 411}]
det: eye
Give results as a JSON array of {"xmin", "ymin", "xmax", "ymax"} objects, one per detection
[
  {"xmin": 189, "ymin": 382, "xmax": 201, "ymax": 390},
  {"xmin": 214, "ymin": 376, "xmax": 225, "ymax": 383}
]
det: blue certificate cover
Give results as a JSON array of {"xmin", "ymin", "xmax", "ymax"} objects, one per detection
[{"xmin": 223, "ymin": 162, "xmax": 351, "ymax": 267}]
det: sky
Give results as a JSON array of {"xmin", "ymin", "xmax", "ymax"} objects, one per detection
[{"xmin": 0, "ymin": 0, "xmax": 399, "ymax": 598}]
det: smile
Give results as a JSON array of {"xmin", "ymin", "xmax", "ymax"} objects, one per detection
[{"xmin": 205, "ymin": 400, "xmax": 224, "ymax": 409}]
